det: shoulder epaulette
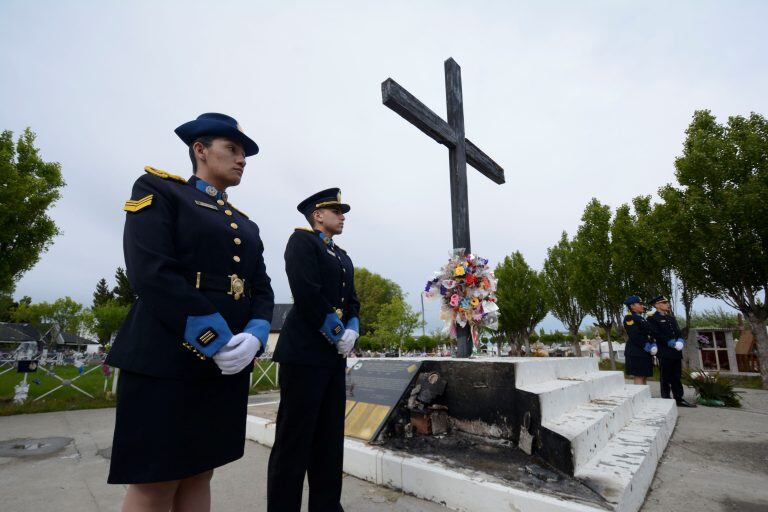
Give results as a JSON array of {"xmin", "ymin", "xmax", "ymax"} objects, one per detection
[
  {"xmin": 144, "ymin": 166, "xmax": 187, "ymax": 184},
  {"xmin": 294, "ymin": 227, "xmax": 314, "ymax": 233},
  {"xmin": 228, "ymin": 203, "xmax": 249, "ymax": 219}
]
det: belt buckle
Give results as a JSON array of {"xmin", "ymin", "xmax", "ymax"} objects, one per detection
[
  {"xmin": 228, "ymin": 274, "xmax": 245, "ymax": 300},
  {"xmin": 335, "ymin": 308, "xmax": 343, "ymax": 319}
]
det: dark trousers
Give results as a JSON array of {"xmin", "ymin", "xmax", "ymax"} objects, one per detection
[
  {"xmin": 267, "ymin": 362, "xmax": 346, "ymax": 512},
  {"xmin": 659, "ymin": 358, "xmax": 684, "ymax": 400}
]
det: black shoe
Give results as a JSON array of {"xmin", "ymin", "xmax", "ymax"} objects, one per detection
[{"xmin": 676, "ymin": 399, "xmax": 697, "ymax": 408}]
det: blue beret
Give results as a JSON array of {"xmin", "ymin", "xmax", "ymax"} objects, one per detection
[
  {"xmin": 175, "ymin": 113, "xmax": 259, "ymax": 157},
  {"xmin": 623, "ymin": 295, "xmax": 643, "ymax": 306}
]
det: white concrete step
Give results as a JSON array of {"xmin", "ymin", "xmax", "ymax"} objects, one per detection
[
  {"xmin": 514, "ymin": 357, "xmax": 600, "ymax": 387},
  {"xmin": 542, "ymin": 385, "xmax": 651, "ymax": 471},
  {"xmin": 518, "ymin": 371, "xmax": 627, "ymax": 422},
  {"xmin": 575, "ymin": 398, "xmax": 678, "ymax": 512}
]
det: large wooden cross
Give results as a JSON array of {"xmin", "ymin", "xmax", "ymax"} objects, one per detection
[
  {"xmin": 381, "ymin": 57, "xmax": 505, "ymax": 357},
  {"xmin": 381, "ymin": 58, "xmax": 505, "ymax": 252}
]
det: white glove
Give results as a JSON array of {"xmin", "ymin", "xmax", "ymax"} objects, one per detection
[
  {"xmin": 336, "ymin": 329, "xmax": 358, "ymax": 356},
  {"xmin": 675, "ymin": 341, "xmax": 684, "ymax": 351},
  {"xmin": 213, "ymin": 332, "xmax": 261, "ymax": 375},
  {"xmin": 650, "ymin": 345, "xmax": 658, "ymax": 356}
]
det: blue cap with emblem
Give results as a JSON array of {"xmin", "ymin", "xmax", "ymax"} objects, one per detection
[
  {"xmin": 297, "ymin": 188, "xmax": 351, "ymax": 216},
  {"xmin": 623, "ymin": 295, "xmax": 643, "ymax": 306},
  {"xmin": 175, "ymin": 113, "xmax": 259, "ymax": 157}
]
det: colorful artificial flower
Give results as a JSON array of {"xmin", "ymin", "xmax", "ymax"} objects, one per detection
[{"xmin": 423, "ymin": 250, "xmax": 500, "ymax": 342}]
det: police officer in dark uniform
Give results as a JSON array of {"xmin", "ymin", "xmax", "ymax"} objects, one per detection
[
  {"xmin": 623, "ymin": 295, "xmax": 656, "ymax": 385},
  {"xmin": 107, "ymin": 113, "xmax": 274, "ymax": 511},
  {"xmin": 647, "ymin": 295, "xmax": 696, "ymax": 407},
  {"xmin": 267, "ymin": 188, "xmax": 360, "ymax": 512}
]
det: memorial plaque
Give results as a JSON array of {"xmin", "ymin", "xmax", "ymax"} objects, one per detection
[
  {"xmin": 345, "ymin": 359, "xmax": 422, "ymax": 441},
  {"xmin": 17, "ymin": 360, "xmax": 38, "ymax": 373}
]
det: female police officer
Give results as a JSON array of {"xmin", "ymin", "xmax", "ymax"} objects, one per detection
[
  {"xmin": 622, "ymin": 295, "xmax": 656, "ymax": 385},
  {"xmin": 106, "ymin": 113, "xmax": 274, "ymax": 512}
]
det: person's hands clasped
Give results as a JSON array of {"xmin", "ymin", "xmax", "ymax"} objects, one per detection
[
  {"xmin": 213, "ymin": 332, "xmax": 262, "ymax": 375},
  {"xmin": 336, "ymin": 329, "xmax": 358, "ymax": 356}
]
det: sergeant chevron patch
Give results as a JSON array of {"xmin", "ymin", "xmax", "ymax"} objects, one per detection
[{"xmin": 124, "ymin": 194, "xmax": 154, "ymax": 213}]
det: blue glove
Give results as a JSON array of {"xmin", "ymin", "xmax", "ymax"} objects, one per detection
[
  {"xmin": 320, "ymin": 312, "xmax": 345, "ymax": 344},
  {"xmin": 667, "ymin": 339, "xmax": 677, "ymax": 349},
  {"xmin": 676, "ymin": 337, "xmax": 685, "ymax": 346},
  {"xmin": 644, "ymin": 342, "xmax": 653, "ymax": 353}
]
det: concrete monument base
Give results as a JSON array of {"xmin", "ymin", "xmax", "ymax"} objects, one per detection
[{"xmin": 247, "ymin": 357, "xmax": 676, "ymax": 512}]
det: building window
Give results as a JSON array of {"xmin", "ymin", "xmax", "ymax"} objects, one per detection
[{"xmin": 699, "ymin": 331, "xmax": 730, "ymax": 371}]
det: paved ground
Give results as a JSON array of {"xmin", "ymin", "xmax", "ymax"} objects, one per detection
[
  {"xmin": 641, "ymin": 385, "xmax": 768, "ymax": 512},
  {"xmin": 0, "ymin": 386, "xmax": 766, "ymax": 511}
]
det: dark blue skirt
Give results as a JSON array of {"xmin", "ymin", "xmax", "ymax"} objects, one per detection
[
  {"xmin": 108, "ymin": 369, "xmax": 250, "ymax": 484},
  {"xmin": 625, "ymin": 355, "xmax": 654, "ymax": 377}
]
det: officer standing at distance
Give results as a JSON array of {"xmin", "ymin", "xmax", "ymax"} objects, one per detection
[
  {"xmin": 623, "ymin": 295, "xmax": 656, "ymax": 386},
  {"xmin": 267, "ymin": 188, "xmax": 360, "ymax": 512},
  {"xmin": 647, "ymin": 295, "xmax": 696, "ymax": 407},
  {"xmin": 106, "ymin": 113, "xmax": 274, "ymax": 512}
]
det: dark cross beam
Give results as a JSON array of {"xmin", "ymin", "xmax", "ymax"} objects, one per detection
[
  {"xmin": 381, "ymin": 58, "xmax": 505, "ymax": 358},
  {"xmin": 381, "ymin": 57, "xmax": 504, "ymax": 254}
]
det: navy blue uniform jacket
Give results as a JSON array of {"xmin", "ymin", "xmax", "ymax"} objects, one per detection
[
  {"xmin": 273, "ymin": 229, "xmax": 360, "ymax": 367},
  {"xmin": 623, "ymin": 312, "xmax": 654, "ymax": 358},
  {"xmin": 107, "ymin": 168, "xmax": 275, "ymax": 379},
  {"xmin": 647, "ymin": 312, "xmax": 683, "ymax": 360}
]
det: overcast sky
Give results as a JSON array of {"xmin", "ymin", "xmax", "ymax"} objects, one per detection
[{"xmin": 2, "ymin": 1, "xmax": 766, "ymax": 332}]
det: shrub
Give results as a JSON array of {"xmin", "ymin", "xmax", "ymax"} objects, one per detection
[{"xmin": 683, "ymin": 370, "xmax": 742, "ymax": 407}]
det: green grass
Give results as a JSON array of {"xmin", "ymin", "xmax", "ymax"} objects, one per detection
[{"xmin": 0, "ymin": 360, "xmax": 279, "ymax": 416}]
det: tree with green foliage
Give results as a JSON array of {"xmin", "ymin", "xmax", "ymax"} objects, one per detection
[
  {"xmin": 93, "ymin": 278, "xmax": 114, "ymax": 308},
  {"xmin": 90, "ymin": 300, "xmax": 130, "ymax": 345},
  {"xmin": 682, "ymin": 307, "xmax": 741, "ymax": 329},
  {"xmin": 611, "ymin": 196, "xmax": 671, "ymax": 317},
  {"xmin": 353, "ymin": 267, "xmax": 402, "ymax": 336},
  {"xmin": 0, "ymin": 293, "xmax": 17, "ymax": 321},
  {"xmin": 11, "ymin": 296, "xmax": 85, "ymax": 333},
  {"xmin": 47, "ymin": 297, "xmax": 84, "ymax": 333},
  {"xmin": 572, "ymin": 199, "xmax": 623, "ymax": 369},
  {"xmin": 0, "ymin": 128, "xmax": 65, "ymax": 294},
  {"xmin": 112, "ymin": 267, "xmax": 136, "ymax": 306},
  {"xmin": 661, "ymin": 110, "xmax": 768, "ymax": 388},
  {"xmin": 543, "ymin": 232, "xmax": 586, "ymax": 356},
  {"xmin": 496, "ymin": 251, "xmax": 548, "ymax": 355},
  {"xmin": 369, "ymin": 295, "xmax": 422, "ymax": 354}
]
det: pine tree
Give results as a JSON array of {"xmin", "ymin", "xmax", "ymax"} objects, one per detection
[
  {"xmin": 112, "ymin": 267, "xmax": 136, "ymax": 306},
  {"xmin": 93, "ymin": 278, "xmax": 113, "ymax": 308}
]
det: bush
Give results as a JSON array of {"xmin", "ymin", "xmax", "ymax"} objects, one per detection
[{"xmin": 683, "ymin": 370, "xmax": 742, "ymax": 407}]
